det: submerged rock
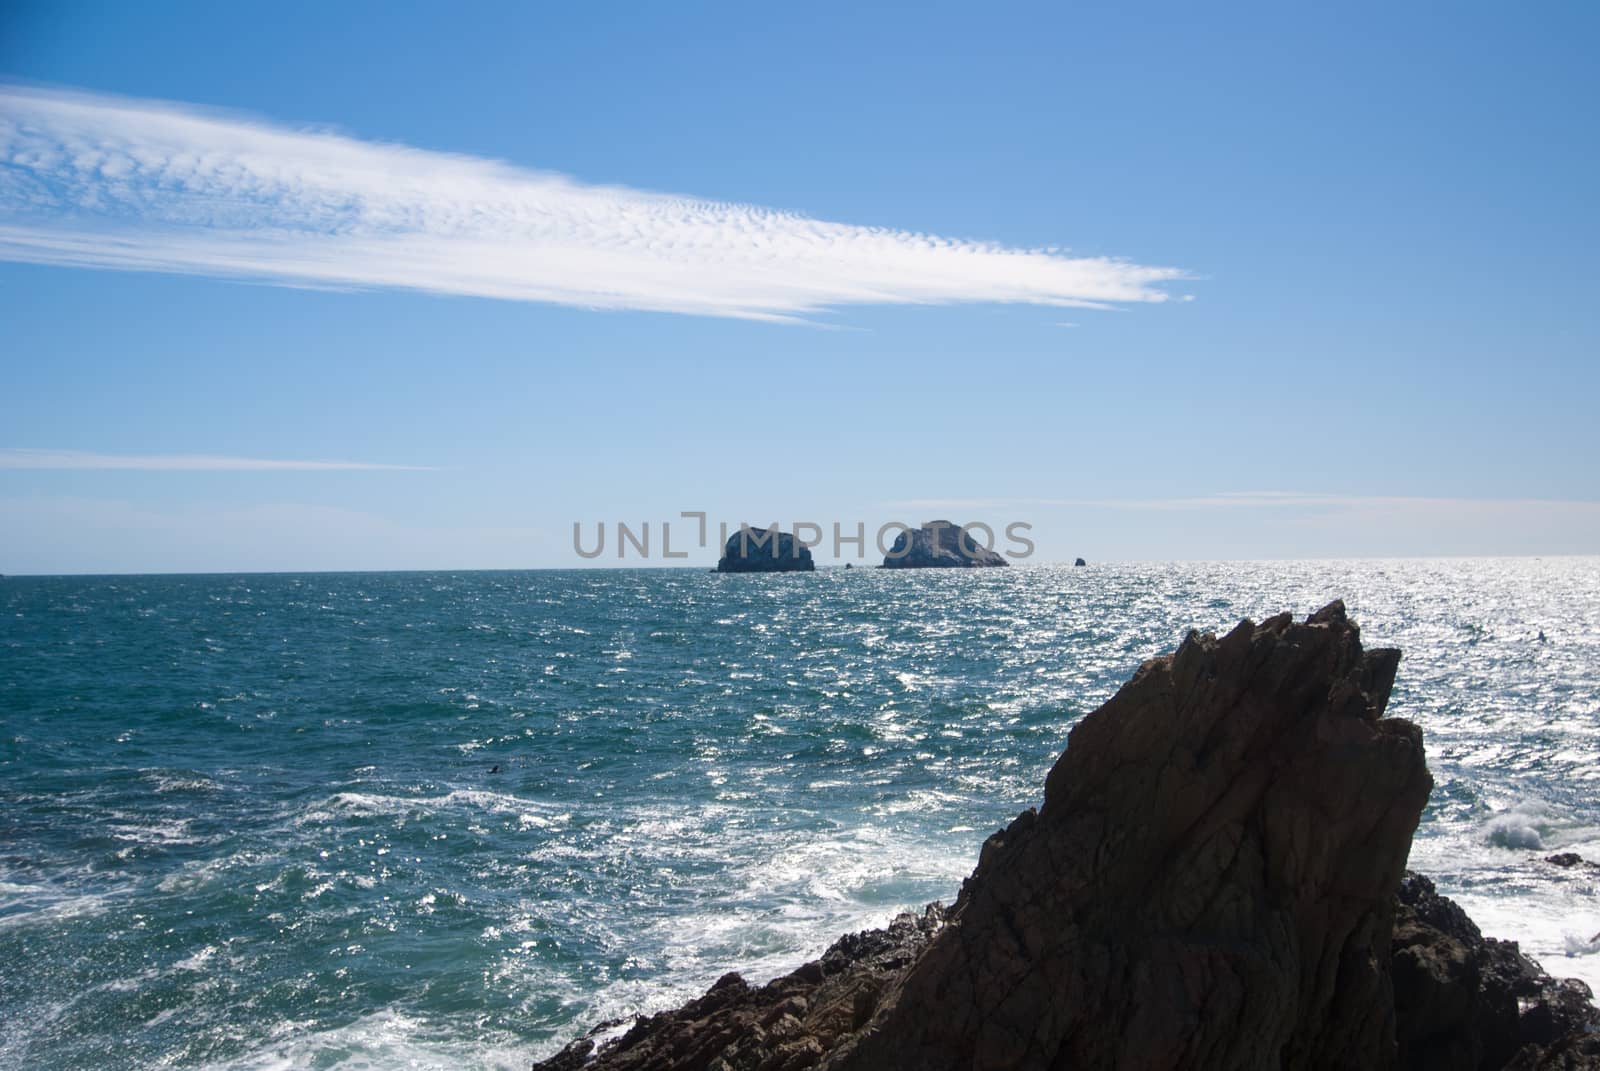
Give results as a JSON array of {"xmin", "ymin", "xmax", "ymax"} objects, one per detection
[
  {"xmin": 715, "ymin": 527, "xmax": 815, "ymax": 573},
  {"xmin": 880, "ymin": 520, "xmax": 1007, "ymax": 568},
  {"xmin": 533, "ymin": 602, "xmax": 1599, "ymax": 1071},
  {"xmin": 1546, "ymin": 852, "xmax": 1599, "ymax": 870}
]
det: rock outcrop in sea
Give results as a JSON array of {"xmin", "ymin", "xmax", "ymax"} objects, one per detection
[
  {"xmin": 715, "ymin": 527, "xmax": 815, "ymax": 573},
  {"xmin": 1392, "ymin": 872, "xmax": 1599, "ymax": 1069},
  {"xmin": 535, "ymin": 602, "xmax": 1600, "ymax": 1071},
  {"xmin": 881, "ymin": 520, "xmax": 1008, "ymax": 568}
]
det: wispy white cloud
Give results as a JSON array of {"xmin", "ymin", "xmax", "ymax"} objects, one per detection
[
  {"xmin": 0, "ymin": 85, "xmax": 1187, "ymax": 322},
  {"xmin": 880, "ymin": 492, "xmax": 1600, "ymax": 558},
  {"xmin": 0, "ymin": 448, "xmax": 435, "ymax": 471},
  {"xmin": 0, "ymin": 495, "xmax": 535, "ymax": 574},
  {"xmin": 886, "ymin": 491, "xmax": 1600, "ymax": 515}
]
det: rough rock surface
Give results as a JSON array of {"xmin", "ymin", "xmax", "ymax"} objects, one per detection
[
  {"xmin": 1393, "ymin": 872, "xmax": 1600, "ymax": 1070},
  {"xmin": 715, "ymin": 527, "xmax": 815, "ymax": 573},
  {"xmin": 1546, "ymin": 853, "xmax": 1600, "ymax": 871},
  {"xmin": 831, "ymin": 601, "xmax": 1429, "ymax": 1071},
  {"xmin": 533, "ymin": 602, "xmax": 1599, "ymax": 1071},
  {"xmin": 534, "ymin": 907, "xmax": 946, "ymax": 1071},
  {"xmin": 881, "ymin": 520, "xmax": 1008, "ymax": 568}
]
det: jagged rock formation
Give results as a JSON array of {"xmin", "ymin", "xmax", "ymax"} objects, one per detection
[
  {"xmin": 881, "ymin": 520, "xmax": 1008, "ymax": 568},
  {"xmin": 830, "ymin": 601, "xmax": 1429, "ymax": 1070},
  {"xmin": 534, "ymin": 603, "xmax": 1599, "ymax": 1071},
  {"xmin": 715, "ymin": 527, "xmax": 815, "ymax": 573}
]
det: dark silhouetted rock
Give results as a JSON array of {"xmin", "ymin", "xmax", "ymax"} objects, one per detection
[
  {"xmin": 1546, "ymin": 853, "xmax": 1599, "ymax": 870},
  {"xmin": 715, "ymin": 526, "xmax": 815, "ymax": 573},
  {"xmin": 881, "ymin": 520, "xmax": 1007, "ymax": 568},
  {"xmin": 1393, "ymin": 872, "xmax": 1600, "ymax": 1069},
  {"xmin": 532, "ymin": 906, "xmax": 946, "ymax": 1071},
  {"xmin": 830, "ymin": 601, "xmax": 1428, "ymax": 1071},
  {"xmin": 534, "ymin": 603, "xmax": 1600, "ymax": 1071},
  {"xmin": 1074, "ymin": 557, "xmax": 1087, "ymax": 567}
]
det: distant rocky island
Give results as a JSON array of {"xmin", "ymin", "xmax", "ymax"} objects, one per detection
[
  {"xmin": 882, "ymin": 520, "xmax": 1008, "ymax": 568},
  {"xmin": 535, "ymin": 603, "xmax": 1600, "ymax": 1071},
  {"xmin": 715, "ymin": 526, "xmax": 815, "ymax": 573}
]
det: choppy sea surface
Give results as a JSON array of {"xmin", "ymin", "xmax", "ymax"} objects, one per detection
[{"xmin": 3, "ymin": 560, "xmax": 1598, "ymax": 1070}]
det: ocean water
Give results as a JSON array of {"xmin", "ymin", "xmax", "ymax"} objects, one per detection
[{"xmin": 2, "ymin": 560, "xmax": 1598, "ymax": 1070}]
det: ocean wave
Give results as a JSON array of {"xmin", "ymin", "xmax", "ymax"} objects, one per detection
[
  {"xmin": 9, "ymin": 560, "xmax": 1600, "ymax": 1069},
  {"xmin": 193, "ymin": 1010, "xmax": 533, "ymax": 1071},
  {"xmin": 1563, "ymin": 931, "xmax": 1600, "ymax": 958},
  {"xmin": 291, "ymin": 787, "xmax": 568, "ymax": 828},
  {"xmin": 1482, "ymin": 799, "xmax": 1594, "ymax": 852},
  {"xmin": 0, "ymin": 886, "xmax": 115, "ymax": 932}
]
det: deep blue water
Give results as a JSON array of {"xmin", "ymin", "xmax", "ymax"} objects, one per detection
[{"xmin": 3, "ymin": 561, "xmax": 1599, "ymax": 1069}]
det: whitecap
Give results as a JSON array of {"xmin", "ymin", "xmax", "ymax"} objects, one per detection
[
  {"xmin": 1562, "ymin": 931, "xmax": 1600, "ymax": 957},
  {"xmin": 1480, "ymin": 800, "xmax": 1592, "ymax": 852},
  {"xmin": 193, "ymin": 1010, "xmax": 534, "ymax": 1071}
]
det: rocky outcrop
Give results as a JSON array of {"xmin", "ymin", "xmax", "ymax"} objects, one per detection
[
  {"xmin": 536, "ymin": 907, "xmax": 946, "ymax": 1071},
  {"xmin": 534, "ymin": 602, "xmax": 1600, "ymax": 1071},
  {"xmin": 1074, "ymin": 557, "xmax": 1088, "ymax": 567},
  {"xmin": 1393, "ymin": 872, "xmax": 1600, "ymax": 1069},
  {"xmin": 1546, "ymin": 853, "xmax": 1600, "ymax": 871},
  {"xmin": 716, "ymin": 527, "xmax": 815, "ymax": 573},
  {"xmin": 881, "ymin": 520, "xmax": 1007, "ymax": 568},
  {"xmin": 830, "ymin": 601, "xmax": 1429, "ymax": 1070}
]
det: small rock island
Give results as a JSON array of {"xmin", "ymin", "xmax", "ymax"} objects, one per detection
[
  {"xmin": 882, "ymin": 520, "xmax": 1008, "ymax": 568},
  {"xmin": 715, "ymin": 526, "xmax": 815, "ymax": 573}
]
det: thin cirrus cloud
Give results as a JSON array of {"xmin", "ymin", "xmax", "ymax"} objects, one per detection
[
  {"xmin": 885, "ymin": 491, "xmax": 1600, "ymax": 515},
  {"xmin": 0, "ymin": 449, "xmax": 436, "ymax": 472},
  {"xmin": 0, "ymin": 85, "xmax": 1188, "ymax": 322}
]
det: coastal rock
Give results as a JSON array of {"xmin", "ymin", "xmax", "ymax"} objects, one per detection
[
  {"xmin": 881, "ymin": 520, "xmax": 1008, "ymax": 568},
  {"xmin": 534, "ymin": 602, "xmax": 1600, "ymax": 1071},
  {"xmin": 1074, "ymin": 557, "xmax": 1087, "ymax": 567},
  {"xmin": 532, "ymin": 906, "xmax": 946, "ymax": 1071},
  {"xmin": 1546, "ymin": 853, "xmax": 1600, "ymax": 870},
  {"xmin": 1393, "ymin": 872, "xmax": 1600, "ymax": 1069},
  {"xmin": 716, "ymin": 527, "xmax": 815, "ymax": 573},
  {"xmin": 831, "ymin": 601, "xmax": 1428, "ymax": 1071}
]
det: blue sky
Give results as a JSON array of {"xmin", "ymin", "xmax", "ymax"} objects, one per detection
[{"xmin": 2, "ymin": 1, "xmax": 1597, "ymax": 572}]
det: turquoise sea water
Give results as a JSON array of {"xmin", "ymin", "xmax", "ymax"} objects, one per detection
[{"xmin": 3, "ymin": 560, "xmax": 1599, "ymax": 1069}]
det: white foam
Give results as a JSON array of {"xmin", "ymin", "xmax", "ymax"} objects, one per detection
[
  {"xmin": 196, "ymin": 1010, "xmax": 533, "ymax": 1071},
  {"xmin": 172, "ymin": 945, "xmax": 217, "ymax": 971},
  {"xmin": 1486, "ymin": 814, "xmax": 1546, "ymax": 850},
  {"xmin": 0, "ymin": 887, "xmax": 114, "ymax": 932},
  {"xmin": 293, "ymin": 788, "xmax": 565, "ymax": 827},
  {"xmin": 1443, "ymin": 889, "xmax": 1600, "ymax": 996},
  {"xmin": 1562, "ymin": 931, "xmax": 1600, "ymax": 958},
  {"xmin": 1480, "ymin": 800, "xmax": 1591, "ymax": 853}
]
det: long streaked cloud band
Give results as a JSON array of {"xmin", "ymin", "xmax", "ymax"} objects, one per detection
[
  {"xmin": 0, "ymin": 85, "xmax": 1186, "ymax": 321},
  {"xmin": 0, "ymin": 449, "xmax": 435, "ymax": 472}
]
